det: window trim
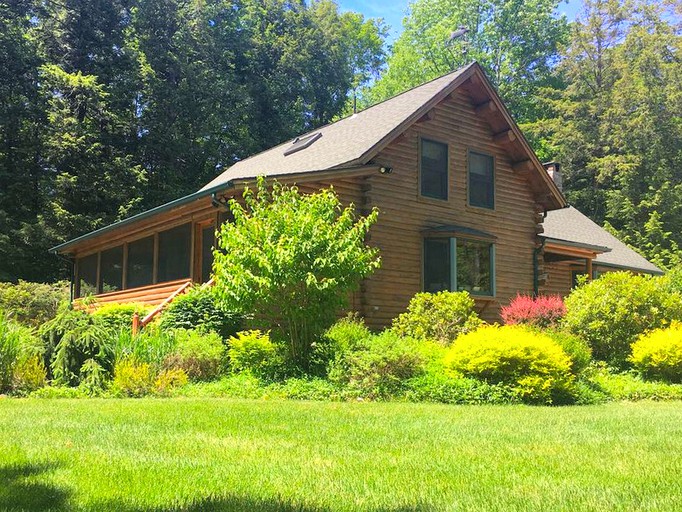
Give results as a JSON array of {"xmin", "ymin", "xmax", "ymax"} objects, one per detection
[
  {"xmin": 422, "ymin": 235, "xmax": 496, "ymax": 298},
  {"xmin": 467, "ymin": 148, "xmax": 496, "ymax": 211},
  {"xmin": 419, "ymin": 137, "xmax": 450, "ymax": 201}
]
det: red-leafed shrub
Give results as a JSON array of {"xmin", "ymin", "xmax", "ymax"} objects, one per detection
[{"xmin": 501, "ymin": 294, "xmax": 566, "ymax": 329}]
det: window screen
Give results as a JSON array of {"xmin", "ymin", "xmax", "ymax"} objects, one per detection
[
  {"xmin": 423, "ymin": 238, "xmax": 451, "ymax": 293},
  {"xmin": 457, "ymin": 239, "xmax": 492, "ymax": 295},
  {"xmin": 77, "ymin": 253, "xmax": 98, "ymax": 297},
  {"xmin": 468, "ymin": 151, "xmax": 494, "ymax": 209},
  {"xmin": 99, "ymin": 245, "xmax": 123, "ymax": 293},
  {"xmin": 127, "ymin": 236, "xmax": 154, "ymax": 288},
  {"xmin": 420, "ymin": 139, "xmax": 448, "ymax": 200},
  {"xmin": 157, "ymin": 224, "xmax": 191, "ymax": 282}
]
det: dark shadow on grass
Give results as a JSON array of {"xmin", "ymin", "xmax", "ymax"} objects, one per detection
[
  {"xmin": 95, "ymin": 495, "xmax": 433, "ymax": 512},
  {"xmin": 0, "ymin": 462, "xmax": 70, "ymax": 511}
]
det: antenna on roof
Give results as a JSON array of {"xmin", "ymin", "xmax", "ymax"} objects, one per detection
[{"xmin": 445, "ymin": 25, "xmax": 470, "ymax": 69}]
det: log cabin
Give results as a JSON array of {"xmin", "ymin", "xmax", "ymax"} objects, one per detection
[{"xmin": 50, "ymin": 62, "xmax": 661, "ymax": 327}]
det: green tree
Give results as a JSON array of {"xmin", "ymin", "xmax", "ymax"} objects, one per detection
[
  {"xmin": 530, "ymin": 0, "xmax": 682, "ymax": 268},
  {"xmin": 363, "ymin": 0, "xmax": 569, "ymax": 123},
  {"xmin": 213, "ymin": 180, "xmax": 380, "ymax": 370}
]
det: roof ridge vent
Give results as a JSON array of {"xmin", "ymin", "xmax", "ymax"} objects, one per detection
[{"xmin": 284, "ymin": 132, "xmax": 322, "ymax": 156}]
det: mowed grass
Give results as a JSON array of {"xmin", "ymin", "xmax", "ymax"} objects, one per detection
[{"xmin": 1, "ymin": 400, "xmax": 682, "ymax": 512}]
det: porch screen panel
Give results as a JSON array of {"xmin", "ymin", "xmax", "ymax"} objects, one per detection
[
  {"xmin": 201, "ymin": 225, "xmax": 215, "ymax": 283},
  {"xmin": 77, "ymin": 253, "xmax": 98, "ymax": 297},
  {"xmin": 157, "ymin": 223, "xmax": 191, "ymax": 282},
  {"xmin": 99, "ymin": 245, "xmax": 123, "ymax": 292},
  {"xmin": 127, "ymin": 236, "xmax": 154, "ymax": 288}
]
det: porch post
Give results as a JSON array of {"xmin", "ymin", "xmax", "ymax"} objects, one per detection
[{"xmin": 586, "ymin": 257, "xmax": 593, "ymax": 282}]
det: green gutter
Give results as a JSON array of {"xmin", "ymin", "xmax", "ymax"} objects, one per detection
[{"xmin": 49, "ymin": 181, "xmax": 234, "ymax": 254}]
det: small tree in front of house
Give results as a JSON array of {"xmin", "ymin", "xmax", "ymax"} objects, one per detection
[{"xmin": 213, "ymin": 179, "xmax": 380, "ymax": 370}]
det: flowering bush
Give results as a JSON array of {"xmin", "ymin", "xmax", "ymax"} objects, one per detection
[{"xmin": 501, "ymin": 294, "xmax": 565, "ymax": 329}]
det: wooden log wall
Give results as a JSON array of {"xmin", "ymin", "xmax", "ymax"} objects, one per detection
[{"xmin": 360, "ymin": 90, "xmax": 541, "ymax": 327}]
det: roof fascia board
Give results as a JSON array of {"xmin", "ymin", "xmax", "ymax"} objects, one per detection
[
  {"xmin": 543, "ymin": 237, "xmax": 612, "ymax": 254},
  {"xmin": 228, "ymin": 165, "xmax": 382, "ymax": 189}
]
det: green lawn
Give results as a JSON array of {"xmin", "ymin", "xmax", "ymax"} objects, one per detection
[{"xmin": 1, "ymin": 399, "xmax": 682, "ymax": 511}]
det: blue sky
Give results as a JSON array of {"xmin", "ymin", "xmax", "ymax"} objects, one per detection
[{"xmin": 337, "ymin": 0, "xmax": 584, "ymax": 44}]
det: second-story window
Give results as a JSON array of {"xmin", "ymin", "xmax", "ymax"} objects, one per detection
[
  {"xmin": 420, "ymin": 139, "xmax": 448, "ymax": 200},
  {"xmin": 468, "ymin": 150, "xmax": 494, "ymax": 209}
]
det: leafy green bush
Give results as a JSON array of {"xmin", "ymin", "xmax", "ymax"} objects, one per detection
[
  {"xmin": 391, "ymin": 291, "xmax": 482, "ymax": 345},
  {"xmin": 564, "ymin": 272, "xmax": 682, "ymax": 369},
  {"xmin": 111, "ymin": 358, "xmax": 154, "ymax": 397},
  {"xmin": 92, "ymin": 303, "xmax": 151, "ymax": 333},
  {"xmin": 587, "ymin": 363, "xmax": 682, "ymax": 401},
  {"xmin": 543, "ymin": 329, "xmax": 592, "ymax": 375},
  {"xmin": 0, "ymin": 280, "xmax": 69, "ymax": 327},
  {"xmin": 213, "ymin": 179, "xmax": 380, "ymax": 369},
  {"xmin": 630, "ymin": 324, "xmax": 682, "ymax": 382},
  {"xmin": 228, "ymin": 330, "xmax": 283, "ymax": 380},
  {"xmin": 39, "ymin": 308, "xmax": 112, "ymax": 386},
  {"xmin": 310, "ymin": 315, "xmax": 372, "ymax": 375},
  {"xmin": 164, "ymin": 329, "xmax": 225, "ymax": 381},
  {"xmin": 154, "ymin": 368, "xmax": 189, "ymax": 396},
  {"xmin": 271, "ymin": 377, "xmax": 340, "ymax": 401},
  {"xmin": 404, "ymin": 372, "xmax": 519, "ymax": 405},
  {"xmin": 328, "ymin": 331, "xmax": 431, "ymax": 400},
  {"xmin": 445, "ymin": 325, "xmax": 574, "ymax": 405},
  {"xmin": 174, "ymin": 373, "xmax": 266, "ymax": 399},
  {"xmin": 30, "ymin": 385, "xmax": 88, "ymax": 399},
  {"xmin": 161, "ymin": 286, "xmax": 242, "ymax": 339},
  {"xmin": 78, "ymin": 358, "xmax": 108, "ymax": 395}
]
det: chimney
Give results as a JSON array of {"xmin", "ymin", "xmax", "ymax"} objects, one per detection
[{"xmin": 543, "ymin": 161, "xmax": 562, "ymax": 192}]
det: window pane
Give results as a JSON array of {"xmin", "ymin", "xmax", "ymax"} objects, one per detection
[
  {"xmin": 457, "ymin": 240, "xmax": 492, "ymax": 295},
  {"xmin": 469, "ymin": 151, "xmax": 494, "ymax": 209},
  {"xmin": 100, "ymin": 245, "xmax": 123, "ymax": 293},
  {"xmin": 127, "ymin": 236, "xmax": 154, "ymax": 288},
  {"xmin": 424, "ymin": 238, "xmax": 451, "ymax": 292},
  {"xmin": 158, "ymin": 223, "xmax": 191, "ymax": 282},
  {"xmin": 420, "ymin": 139, "xmax": 448, "ymax": 199},
  {"xmin": 201, "ymin": 225, "xmax": 215, "ymax": 283},
  {"xmin": 77, "ymin": 253, "xmax": 98, "ymax": 297}
]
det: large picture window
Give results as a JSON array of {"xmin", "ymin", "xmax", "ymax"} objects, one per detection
[
  {"xmin": 423, "ymin": 237, "xmax": 494, "ymax": 296},
  {"xmin": 420, "ymin": 139, "xmax": 448, "ymax": 200},
  {"xmin": 157, "ymin": 223, "xmax": 191, "ymax": 282},
  {"xmin": 468, "ymin": 151, "xmax": 494, "ymax": 209}
]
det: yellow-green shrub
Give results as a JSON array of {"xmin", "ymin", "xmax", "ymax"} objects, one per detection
[
  {"xmin": 112, "ymin": 358, "xmax": 154, "ymax": 397},
  {"xmin": 445, "ymin": 325, "xmax": 574, "ymax": 404},
  {"xmin": 164, "ymin": 329, "xmax": 225, "ymax": 381},
  {"xmin": 91, "ymin": 303, "xmax": 151, "ymax": 332},
  {"xmin": 12, "ymin": 355, "xmax": 47, "ymax": 394},
  {"xmin": 154, "ymin": 368, "xmax": 189, "ymax": 395},
  {"xmin": 630, "ymin": 324, "xmax": 682, "ymax": 383},
  {"xmin": 228, "ymin": 330, "xmax": 282, "ymax": 380}
]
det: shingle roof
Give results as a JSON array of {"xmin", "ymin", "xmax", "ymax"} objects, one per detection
[
  {"xmin": 200, "ymin": 65, "xmax": 475, "ymax": 191},
  {"xmin": 542, "ymin": 206, "xmax": 662, "ymax": 274}
]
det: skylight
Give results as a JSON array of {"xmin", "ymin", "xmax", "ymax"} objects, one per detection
[{"xmin": 283, "ymin": 132, "xmax": 322, "ymax": 156}]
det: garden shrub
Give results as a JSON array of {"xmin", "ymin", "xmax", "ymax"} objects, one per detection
[
  {"xmin": 311, "ymin": 315, "xmax": 372, "ymax": 375},
  {"xmin": 164, "ymin": 329, "xmax": 225, "ymax": 381},
  {"xmin": 404, "ymin": 372, "xmax": 519, "ymax": 405},
  {"xmin": 92, "ymin": 303, "xmax": 151, "ymax": 333},
  {"xmin": 213, "ymin": 179, "xmax": 380, "ymax": 369},
  {"xmin": 112, "ymin": 358, "xmax": 154, "ymax": 397},
  {"xmin": 587, "ymin": 363, "xmax": 682, "ymax": 401},
  {"xmin": 444, "ymin": 325, "xmax": 574, "ymax": 405},
  {"xmin": 0, "ymin": 313, "xmax": 42, "ymax": 392},
  {"xmin": 228, "ymin": 330, "xmax": 283, "ymax": 380},
  {"xmin": 630, "ymin": 324, "xmax": 682, "ymax": 383},
  {"xmin": 78, "ymin": 358, "xmax": 108, "ymax": 395},
  {"xmin": 543, "ymin": 329, "xmax": 592, "ymax": 375},
  {"xmin": 40, "ymin": 307, "xmax": 112, "ymax": 386},
  {"xmin": 501, "ymin": 294, "xmax": 565, "ymax": 329},
  {"xmin": 12, "ymin": 355, "xmax": 47, "ymax": 395},
  {"xmin": 391, "ymin": 291, "xmax": 482, "ymax": 345},
  {"xmin": 271, "ymin": 377, "xmax": 340, "ymax": 401},
  {"xmin": 563, "ymin": 272, "xmax": 682, "ymax": 369},
  {"xmin": 328, "ymin": 331, "xmax": 429, "ymax": 400},
  {"xmin": 154, "ymin": 368, "xmax": 189, "ymax": 396},
  {"xmin": 175, "ymin": 373, "xmax": 265, "ymax": 399},
  {"xmin": 0, "ymin": 280, "xmax": 69, "ymax": 327},
  {"xmin": 161, "ymin": 286, "xmax": 242, "ymax": 339}
]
